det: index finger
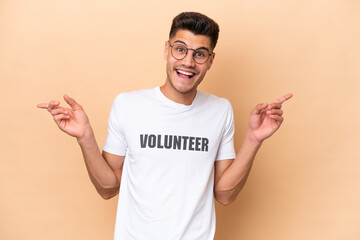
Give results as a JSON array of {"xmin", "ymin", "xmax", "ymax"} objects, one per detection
[
  {"xmin": 37, "ymin": 103, "xmax": 49, "ymax": 109},
  {"xmin": 37, "ymin": 100, "xmax": 60, "ymax": 111},
  {"xmin": 275, "ymin": 93, "xmax": 293, "ymax": 104}
]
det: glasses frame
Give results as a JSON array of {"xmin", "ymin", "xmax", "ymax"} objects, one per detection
[{"xmin": 168, "ymin": 41, "xmax": 213, "ymax": 64}]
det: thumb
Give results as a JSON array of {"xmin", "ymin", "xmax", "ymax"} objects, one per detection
[{"xmin": 64, "ymin": 94, "xmax": 82, "ymax": 110}]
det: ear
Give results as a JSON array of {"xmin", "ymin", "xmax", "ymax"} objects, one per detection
[
  {"xmin": 207, "ymin": 52, "xmax": 215, "ymax": 70},
  {"xmin": 164, "ymin": 41, "xmax": 169, "ymax": 60}
]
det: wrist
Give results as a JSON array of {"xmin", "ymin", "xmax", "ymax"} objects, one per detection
[
  {"xmin": 244, "ymin": 130, "xmax": 263, "ymax": 148},
  {"xmin": 76, "ymin": 126, "xmax": 95, "ymax": 146}
]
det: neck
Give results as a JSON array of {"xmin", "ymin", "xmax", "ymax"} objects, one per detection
[{"xmin": 160, "ymin": 81, "xmax": 197, "ymax": 106}]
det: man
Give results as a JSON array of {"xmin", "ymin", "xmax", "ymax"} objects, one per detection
[{"xmin": 38, "ymin": 12, "xmax": 292, "ymax": 240}]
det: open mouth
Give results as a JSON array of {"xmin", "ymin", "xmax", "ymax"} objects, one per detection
[{"xmin": 176, "ymin": 69, "xmax": 195, "ymax": 79}]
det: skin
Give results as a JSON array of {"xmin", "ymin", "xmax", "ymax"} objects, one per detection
[
  {"xmin": 37, "ymin": 95, "xmax": 124, "ymax": 199},
  {"xmin": 213, "ymin": 93, "xmax": 292, "ymax": 205},
  {"xmin": 37, "ymin": 29, "xmax": 293, "ymax": 204},
  {"xmin": 161, "ymin": 30, "xmax": 215, "ymax": 105}
]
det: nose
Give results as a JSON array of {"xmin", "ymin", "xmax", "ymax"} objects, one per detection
[{"xmin": 182, "ymin": 50, "xmax": 196, "ymax": 67}]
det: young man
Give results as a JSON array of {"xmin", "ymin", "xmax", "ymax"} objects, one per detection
[{"xmin": 38, "ymin": 12, "xmax": 292, "ymax": 240}]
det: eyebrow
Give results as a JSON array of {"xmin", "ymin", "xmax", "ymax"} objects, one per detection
[
  {"xmin": 173, "ymin": 40, "xmax": 211, "ymax": 52},
  {"xmin": 174, "ymin": 40, "xmax": 187, "ymax": 46}
]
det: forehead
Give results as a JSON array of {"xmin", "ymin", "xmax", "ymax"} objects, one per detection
[{"xmin": 170, "ymin": 30, "xmax": 212, "ymax": 50}]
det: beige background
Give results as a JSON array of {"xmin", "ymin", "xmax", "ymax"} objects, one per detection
[{"xmin": 1, "ymin": 0, "xmax": 360, "ymax": 239}]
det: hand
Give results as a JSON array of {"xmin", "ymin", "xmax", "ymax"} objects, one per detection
[
  {"xmin": 37, "ymin": 95, "xmax": 91, "ymax": 139},
  {"xmin": 247, "ymin": 93, "xmax": 293, "ymax": 143}
]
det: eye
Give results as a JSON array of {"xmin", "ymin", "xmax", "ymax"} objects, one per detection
[
  {"xmin": 195, "ymin": 50, "xmax": 207, "ymax": 58},
  {"xmin": 175, "ymin": 45, "xmax": 186, "ymax": 53},
  {"xmin": 195, "ymin": 52, "xmax": 204, "ymax": 57}
]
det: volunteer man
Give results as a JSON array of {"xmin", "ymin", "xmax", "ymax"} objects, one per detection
[{"xmin": 38, "ymin": 12, "xmax": 292, "ymax": 240}]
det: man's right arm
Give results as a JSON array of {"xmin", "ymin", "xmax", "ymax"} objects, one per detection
[
  {"xmin": 37, "ymin": 95, "xmax": 124, "ymax": 200},
  {"xmin": 77, "ymin": 128, "xmax": 125, "ymax": 199}
]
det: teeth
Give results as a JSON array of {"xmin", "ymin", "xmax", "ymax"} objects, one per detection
[{"xmin": 177, "ymin": 70, "xmax": 194, "ymax": 76}]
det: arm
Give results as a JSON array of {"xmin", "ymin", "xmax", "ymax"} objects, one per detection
[
  {"xmin": 77, "ymin": 129, "xmax": 125, "ymax": 200},
  {"xmin": 37, "ymin": 95, "xmax": 124, "ymax": 199},
  {"xmin": 214, "ymin": 93, "xmax": 293, "ymax": 206}
]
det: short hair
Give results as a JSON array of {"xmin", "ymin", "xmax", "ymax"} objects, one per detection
[{"xmin": 169, "ymin": 12, "xmax": 220, "ymax": 50}]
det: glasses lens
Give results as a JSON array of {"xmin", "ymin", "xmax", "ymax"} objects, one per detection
[
  {"xmin": 193, "ymin": 50, "xmax": 209, "ymax": 64},
  {"xmin": 171, "ymin": 44, "xmax": 187, "ymax": 60}
]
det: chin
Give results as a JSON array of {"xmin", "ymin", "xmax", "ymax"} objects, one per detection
[
  {"xmin": 171, "ymin": 79, "xmax": 200, "ymax": 94},
  {"xmin": 170, "ymin": 84, "xmax": 194, "ymax": 94},
  {"xmin": 176, "ymin": 87, "xmax": 196, "ymax": 94}
]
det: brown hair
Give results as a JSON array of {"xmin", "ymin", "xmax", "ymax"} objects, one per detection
[{"xmin": 169, "ymin": 12, "xmax": 220, "ymax": 50}]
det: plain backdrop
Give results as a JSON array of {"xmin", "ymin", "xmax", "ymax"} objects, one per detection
[{"xmin": 1, "ymin": 0, "xmax": 360, "ymax": 239}]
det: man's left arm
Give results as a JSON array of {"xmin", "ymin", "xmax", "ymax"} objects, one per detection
[{"xmin": 214, "ymin": 93, "xmax": 293, "ymax": 206}]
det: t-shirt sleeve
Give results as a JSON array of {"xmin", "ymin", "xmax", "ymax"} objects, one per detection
[
  {"xmin": 215, "ymin": 100, "xmax": 236, "ymax": 161},
  {"xmin": 103, "ymin": 94, "xmax": 127, "ymax": 156}
]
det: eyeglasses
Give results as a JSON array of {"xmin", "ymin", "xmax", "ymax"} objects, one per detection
[{"xmin": 168, "ymin": 41, "xmax": 212, "ymax": 64}]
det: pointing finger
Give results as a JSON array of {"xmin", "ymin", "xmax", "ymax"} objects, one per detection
[
  {"xmin": 275, "ymin": 93, "xmax": 293, "ymax": 104},
  {"xmin": 267, "ymin": 102, "xmax": 282, "ymax": 110},
  {"xmin": 37, "ymin": 103, "xmax": 49, "ymax": 109},
  {"xmin": 47, "ymin": 101, "xmax": 60, "ymax": 112}
]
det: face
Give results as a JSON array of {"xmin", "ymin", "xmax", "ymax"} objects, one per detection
[{"xmin": 164, "ymin": 30, "xmax": 215, "ymax": 96}]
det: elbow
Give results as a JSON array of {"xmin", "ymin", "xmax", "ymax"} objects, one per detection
[
  {"xmin": 100, "ymin": 192, "xmax": 116, "ymax": 200},
  {"xmin": 97, "ymin": 183, "xmax": 119, "ymax": 200},
  {"xmin": 99, "ymin": 188, "xmax": 118, "ymax": 200},
  {"xmin": 220, "ymin": 199, "xmax": 233, "ymax": 206},
  {"xmin": 215, "ymin": 196, "xmax": 234, "ymax": 206},
  {"xmin": 214, "ymin": 182, "xmax": 247, "ymax": 206},
  {"xmin": 214, "ymin": 192, "xmax": 236, "ymax": 206}
]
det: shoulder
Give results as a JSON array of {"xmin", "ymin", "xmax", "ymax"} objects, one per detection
[
  {"xmin": 116, "ymin": 87, "xmax": 155, "ymax": 99},
  {"xmin": 113, "ymin": 87, "xmax": 156, "ymax": 103},
  {"xmin": 197, "ymin": 91, "xmax": 232, "ymax": 110}
]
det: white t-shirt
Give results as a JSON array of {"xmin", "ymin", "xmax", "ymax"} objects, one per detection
[{"xmin": 103, "ymin": 87, "xmax": 236, "ymax": 240}]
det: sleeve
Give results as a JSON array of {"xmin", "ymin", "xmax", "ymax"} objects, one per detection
[
  {"xmin": 215, "ymin": 100, "xmax": 236, "ymax": 161},
  {"xmin": 102, "ymin": 94, "xmax": 128, "ymax": 156}
]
